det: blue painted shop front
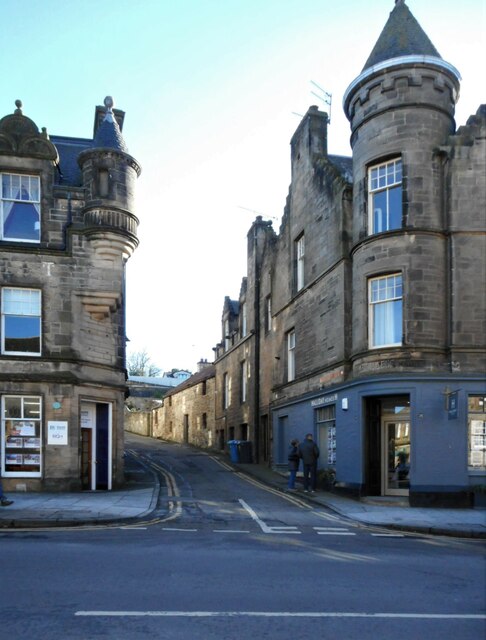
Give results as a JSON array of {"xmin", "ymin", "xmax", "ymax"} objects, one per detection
[{"xmin": 272, "ymin": 376, "xmax": 486, "ymax": 507}]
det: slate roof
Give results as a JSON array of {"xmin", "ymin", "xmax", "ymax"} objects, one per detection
[
  {"xmin": 363, "ymin": 0, "xmax": 441, "ymax": 71},
  {"xmin": 93, "ymin": 114, "xmax": 128, "ymax": 152},
  {"xmin": 50, "ymin": 135, "xmax": 92, "ymax": 186},
  {"xmin": 329, "ymin": 154, "xmax": 353, "ymax": 183},
  {"xmin": 163, "ymin": 364, "xmax": 216, "ymax": 398}
]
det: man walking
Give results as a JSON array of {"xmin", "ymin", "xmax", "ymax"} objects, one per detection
[{"xmin": 298, "ymin": 433, "xmax": 320, "ymax": 493}]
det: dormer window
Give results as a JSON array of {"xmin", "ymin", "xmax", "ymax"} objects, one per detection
[
  {"xmin": 368, "ymin": 159, "xmax": 402, "ymax": 234},
  {"xmin": 1, "ymin": 173, "xmax": 40, "ymax": 243}
]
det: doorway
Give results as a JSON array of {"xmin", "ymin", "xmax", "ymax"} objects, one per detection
[
  {"xmin": 382, "ymin": 419, "xmax": 410, "ymax": 495},
  {"xmin": 366, "ymin": 396, "xmax": 410, "ymax": 497},
  {"xmin": 80, "ymin": 401, "xmax": 112, "ymax": 490}
]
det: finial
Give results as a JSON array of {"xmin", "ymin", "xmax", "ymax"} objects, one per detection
[
  {"xmin": 104, "ymin": 96, "xmax": 114, "ymax": 112},
  {"xmin": 14, "ymin": 99, "xmax": 23, "ymax": 115}
]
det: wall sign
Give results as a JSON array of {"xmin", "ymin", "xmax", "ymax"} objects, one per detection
[
  {"xmin": 311, "ymin": 393, "xmax": 337, "ymax": 407},
  {"xmin": 47, "ymin": 421, "xmax": 68, "ymax": 445}
]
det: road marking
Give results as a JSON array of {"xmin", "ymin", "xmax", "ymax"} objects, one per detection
[
  {"xmin": 161, "ymin": 528, "xmax": 198, "ymax": 532},
  {"xmin": 75, "ymin": 611, "xmax": 486, "ymax": 619},
  {"xmin": 371, "ymin": 533, "xmax": 405, "ymax": 538},
  {"xmin": 314, "ymin": 527, "xmax": 350, "ymax": 531},
  {"xmin": 119, "ymin": 527, "xmax": 148, "ymax": 530},
  {"xmin": 317, "ymin": 531, "xmax": 356, "ymax": 536},
  {"xmin": 213, "ymin": 530, "xmax": 250, "ymax": 534},
  {"xmin": 238, "ymin": 499, "xmax": 301, "ymax": 534}
]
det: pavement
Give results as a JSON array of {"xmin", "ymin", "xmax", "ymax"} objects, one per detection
[{"xmin": 0, "ymin": 447, "xmax": 484, "ymax": 538}]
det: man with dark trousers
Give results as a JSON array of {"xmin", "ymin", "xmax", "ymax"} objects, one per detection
[{"xmin": 298, "ymin": 433, "xmax": 320, "ymax": 493}]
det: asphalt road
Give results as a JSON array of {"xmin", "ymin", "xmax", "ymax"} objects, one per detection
[{"xmin": 0, "ymin": 436, "xmax": 484, "ymax": 640}]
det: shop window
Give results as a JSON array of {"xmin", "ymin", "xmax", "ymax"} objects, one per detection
[
  {"xmin": 369, "ymin": 274, "xmax": 402, "ymax": 348},
  {"xmin": 316, "ymin": 405, "xmax": 336, "ymax": 465},
  {"xmin": 2, "ymin": 395, "xmax": 42, "ymax": 477},
  {"xmin": 368, "ymin": 158, "xmax": 402, "ymax": 234},
  {"xmin": 468, "ymin": 396, "xmax": 486, "ymax": 469},
  {"xmin": 1, "ymin": 287, "xmax": 41, "ymax": 355}
]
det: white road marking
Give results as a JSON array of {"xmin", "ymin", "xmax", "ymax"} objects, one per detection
[
  {"xmin": 238, "ymin": 499, "xmax": 301, "ymax": 534},
  {"xmin": 317, "ymin": 531, "xmax": 356, "ymax": 536},
  {"xmin": 75, "ymin": 611, "xmax": 486, "ymax": 619},
  {"xmin": 161, "ymin": 528, "xmax": 198, "ymax": 532},
  {"xmin": 213, "ymin": 530, "xmax": 250, "ymax": 534},
  {"xmin": 313, "ymin": 527, "xmax": 350, "ymax": 531},
  {"xmin": 371, "ymin": 533, "xmax": 405, "ymax": 538},
  {"xmin": 119, "ymin": 527, "xmax": 148, "ymax": 530}
]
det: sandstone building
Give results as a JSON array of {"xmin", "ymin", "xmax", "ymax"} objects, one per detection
[
  {"xmin": 212, "ymin": 1, "xmax": 485, "ymax": 506},
  {"xmin": 0, "ymin": 97, "xmax": 140, "ymax": 491}
]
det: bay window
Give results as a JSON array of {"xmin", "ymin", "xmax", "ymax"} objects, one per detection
[
  {"xmin": 369, "ymin": 158, "xmax": 402, "ymax": 234},
  {"xmin": 369, "ymin": 274, "xmax": 402, "ymax": 348}
]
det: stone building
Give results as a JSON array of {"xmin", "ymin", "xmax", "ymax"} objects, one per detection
[
  {"xmin": 0, "ymin": 97, "xmax": 141, "ymax": 491},
  {"xmin": 151, "ymin": 361, "xmax": 215, "ymax": 448},
  {"xmin": 213, "ymin": 1, "xmax": 485, "ymax": 505}
]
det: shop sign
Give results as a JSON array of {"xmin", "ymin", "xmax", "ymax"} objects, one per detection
[
  {"xmin": 447, "ymin": 392, "xmax": 458, "ymax": 420},
  {"xmin": 47, "ymin": 421, "xmax": 68, "ymax": 445},
  {"xmin": 311, "ymin": 393, "xmax": 337, "ymax": 407}
]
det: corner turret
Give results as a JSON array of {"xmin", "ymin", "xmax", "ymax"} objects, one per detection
[{"xmin": 78, "ymin": 97, "xmax": 141, "ymax": 261}]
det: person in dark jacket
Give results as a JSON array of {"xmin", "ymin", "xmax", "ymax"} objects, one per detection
[
  {"xmin": 287, "ymin": 439, "xmax": 300, "ymax": 490},
  {"xmin": 298, "ymin": 433, "xmax": 320, "ymax": 493}
]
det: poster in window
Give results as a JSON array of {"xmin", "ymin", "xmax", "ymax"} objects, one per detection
[
  {"xmin": 23, "ymin": 453, "xmax": 40, "ymax": 466},
  {"xmin": 6, "ymin": 437, "xmax": 22, "ymax": 448},
  {"xmin": 9, "ymin": 422, "xmax": 37, "ymax": 437},
  {"xmin": 6, "ymin": 454, "xmax": 23, "ymax": 465},
  {"xmin": 23, "ymin": 437, "xmax": 40, "ymax": 449}
]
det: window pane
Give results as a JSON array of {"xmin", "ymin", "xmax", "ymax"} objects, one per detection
[
  {"xmin": 23, "ymin": 397, "xmax": 42, "ymax": 418},
  {"xmin": 373, "ymin": 191, "xmax": 387, "ymax": 233},
  {"xmin": 388, "ymin": 185, "xmax": 402, "ymax": 230},
  {"xmin": 3, "ymin": 289, "xmax": 41, "ymax": 315},
  {"xmin": 3, "ymin": 201, "xmax": 40, "ymax": 240},
  {"xmin": 3, "ymin": 397, "xmax": 22, "ymax": 418},
  {"xmin": 4, "ymin": 316, "xmax": 41, "ymax": 353}
]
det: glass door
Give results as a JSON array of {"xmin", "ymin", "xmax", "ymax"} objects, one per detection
[{"xmin": 382, "ymin": 420, "xmax": 410, "ymax": 496}]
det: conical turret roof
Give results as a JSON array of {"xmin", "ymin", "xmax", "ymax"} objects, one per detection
[
  {"xmin": 363, "ymin": 0, "xmax": 441, "ymax": 71},
  {"xmin": 93, "ymin": 96, "xmax": 128, "ymax": 152}
]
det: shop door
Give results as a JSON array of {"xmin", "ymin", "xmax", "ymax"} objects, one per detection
[
  {"xmin": 382, "ymin": 420, "xmax": 410, "ymax": 496},
  {"xmin": 80, "ymin": 402, "xmax": 112, "ymax": 491}
]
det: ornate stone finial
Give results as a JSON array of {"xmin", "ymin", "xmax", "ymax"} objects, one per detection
[
  {"xmin": 104, "ymin": 96, "xmax": 114, "ymax": 112},
  {"xmin": 14, "ymin": 99, "xmax": 23, "ymax": 115}
]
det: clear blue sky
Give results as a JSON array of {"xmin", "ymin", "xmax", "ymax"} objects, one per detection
[{"xmin": 2, "ymin": 0, "xmax": 485, "ymax": 372}]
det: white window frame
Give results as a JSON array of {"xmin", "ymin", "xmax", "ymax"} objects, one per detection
[
  {"xmin": 468, "ymin": 395, "xmax": 486, "ymax": 469},
  {"xmin": 287, "ymin": 329, "xmax": 296, "ymax": 381},
  {"xmin": 1, "ymin": 395, "xmax": 42, "ymax": 478},
  {"xmin": 368, "ymin": 158, "xmax": 402, "ymax": 234},
  {"xmin": 240, "ymin": 302, "xmax": 247, "ymax": 338},
  {"xmin": 368, "ymin": 274, "xmax": 403, "ymax": 348},
  {"xmin": 223, "ymin": 373, "xmax": 231, "ymax": 409},
  {"xmin": 1, "ymin": 172, "xmax": 41, "ymax": 243},
  {"xmin": 265, "ymin": 295, "xmax": 272, "ymax": 333},
  {"xmin": 296, "ymin": 235, "xmax": 305, "ymax": 292},
  {"xmin": 224, "ymin": 318, "xmax": 230, "ymax": 351},
  {"xmin": 1, "ymin": 287, "xmax": 42, "ymax": 356},
  {"xmin": 241, "ymin": 360, "xmax": 248, "ymax": 403}
]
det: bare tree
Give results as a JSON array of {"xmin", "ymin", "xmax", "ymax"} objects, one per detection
[{"xmin": 126, "ymin": 349, "xmax": 161, "ymax": 377}]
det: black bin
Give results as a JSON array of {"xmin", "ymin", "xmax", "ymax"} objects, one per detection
[{"xmin": 237, "ymin": 441, "xmax": 253, "ymax": 463}]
